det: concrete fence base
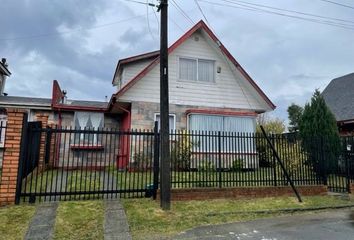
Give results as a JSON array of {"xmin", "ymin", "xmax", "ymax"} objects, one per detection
[{"xmin": 156, "ymin": 185, "xmax": 328, "ymax": 201}]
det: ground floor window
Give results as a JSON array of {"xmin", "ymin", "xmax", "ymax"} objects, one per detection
[
  {"xmin": 74, "ymin": 112, "xmax": 104, "ymax": 144},
  {"xmin": 154, "ymin": 113, "xmax": 176, "ymax": 132},
  {"xmin": 188, "ymin": 114, "xmax": 256, "ymax": 152}
]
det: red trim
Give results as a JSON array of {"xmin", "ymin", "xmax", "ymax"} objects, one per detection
[
  {"xmin": 186, "ymin": 109, "xmax": 257, "ymax": 117},
  {"xmin": 111, "ymin": 50, "xmax": 159, "ymax": 85},
  {"xmin": 70, "ymin": 145, "xmax": 104, "ymax": 150},
  {"xmin": 114, "ymin": 20, "xmax": 276, "ymax": 110},
  {"xmin": 51, "ymin": 80, "xmax": 108, "ymax": 112}
]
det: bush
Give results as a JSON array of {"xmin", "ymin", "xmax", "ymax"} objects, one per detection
[
  {"xmin": 171, "ymin": 131, "xmax": 195, "ymax": 171},
  {"xmin": 198, "ymin": 161, "xmax": 215, "ymax": 172},
  {"xmin": 230, "ymin": 159, "xmax": 243, "ymax": 171}
]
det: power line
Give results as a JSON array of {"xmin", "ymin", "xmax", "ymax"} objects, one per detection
[
  {"xmin": 0, "ymin": 14, "xmax": 148, "ymax": 41},
  {"xmin": 224, "ymin": 0, "xmax": 354, "ymax": 24},
  {"xmin": 220, "ymin": 0, "xmax": 354, "ymax": 28},
  {"xmin": 318, "ymin": 0, "xmax": 354, "ymax": 10},
  {"xmin": 194, "ymin": 0, "xmax": 212, "ymax": 28},
  {"xmin": 146, "ymin": 0, "xmax": 157, "ymax": 41},
  {"xmin": 170, "ymin": 0, "xmax": 195, "ymax": 25},
  {"xmin": 122, "ymin": 0, "xmax": 157, "ymax": 7},
  {"xmin": 199, "ymin": 0, "xmax": 354, "ymax": 30}
]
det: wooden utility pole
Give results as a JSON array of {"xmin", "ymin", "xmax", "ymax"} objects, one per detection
[{"xmin": 159, "ymin": 0, "xmax": 171, "ymax": 210}]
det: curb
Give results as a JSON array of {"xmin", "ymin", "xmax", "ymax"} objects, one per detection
[{"xmin": 206, "ymin": 204, "xmax": 354, "ymax": 216}]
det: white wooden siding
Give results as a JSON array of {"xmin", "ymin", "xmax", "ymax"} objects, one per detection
[
  {"xmin": 114, "ymin": 59, "xmax": 154, "ymax": 90},
  {"xmin": 118, "ymin": 31, "xmax": 271, "ymax": 112}
]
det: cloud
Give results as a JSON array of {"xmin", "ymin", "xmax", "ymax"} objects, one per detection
[{"xmin": 0, "ymin": 0, "xmax": 353, "ymax": 126}]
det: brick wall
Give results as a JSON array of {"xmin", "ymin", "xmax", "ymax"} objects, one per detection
[
  {"xmin": 35, "ymin": 113, "xmax": 49, "ymax": 171},
  {"xmin": 156, "ymin": 186, "xmax": 328, "ymax": 201},
  {"xmin": 0, "ymin": 109, "xmax": 26, "ymax": 206}
]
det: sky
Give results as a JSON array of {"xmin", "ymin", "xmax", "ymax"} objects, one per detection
[{"xmin": 1, "ymin": 0, "xmax": 354, "ymax": 123}]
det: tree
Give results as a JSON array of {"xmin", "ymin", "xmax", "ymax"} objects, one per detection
[
  {"xmin": 256, "ymin": 114, "xmax": 285, "ymax": 134},
  {"xmin": 287, "ymin": 103, "xmax": 303, "ymax": 132},
  {"xmin": 299, "ymin": 89, "xmax": 341, "ymax": 176},
  {"xmin": 256, "ymin": 114, "xmax": 285, "ymax": 167}
]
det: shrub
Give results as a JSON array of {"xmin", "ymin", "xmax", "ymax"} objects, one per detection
[
  {"xmin": 198, "ymin": 161, "xmax": 215, "ymax": 172},
  {"xmin": 171, "ymin": 131, "xmax": 195, "ymax": 171},
  {"xmin": 230, "ymin": 158, "xmax": 243, "ymax": 171}
]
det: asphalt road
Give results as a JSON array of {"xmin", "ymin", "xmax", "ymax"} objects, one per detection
[{"xmin": 175, "ymin": 209, "xmax": 354, "ymax": 240}]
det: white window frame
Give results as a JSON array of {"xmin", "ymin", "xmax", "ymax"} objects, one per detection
[
  {"xmin": 0, "ymin": 114, "xmax": 7, "ymax": 148},
  {"xmin": 178, "ymin": 56, "xmax": 215, "ymax": 83},
  {"xmin": 154, "ymin": 113, "xmax": 176, "ymax": 132}
]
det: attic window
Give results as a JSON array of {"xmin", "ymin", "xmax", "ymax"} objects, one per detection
[{"xmin": 179, "ymin": 57, "xmax": 215, "ymax": 83}]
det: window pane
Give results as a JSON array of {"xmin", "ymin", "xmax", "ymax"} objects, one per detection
[
  {"xmin": 155, "ymin": 114, "xmax": 175, "ymax": 132},
  {"xmin": 179, "ymin": 58, "xmax": 197, "ymax": 81},
  {"xmin": 198, "ymin": 59, "xmax": 214, "ymax": 82}
]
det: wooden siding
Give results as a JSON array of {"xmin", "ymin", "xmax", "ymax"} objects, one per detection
[
  {"xmin": 118, "ymin": 31, "xmax": 271, "ymax": 112},
  {"xmin": 115, "ymin": 59, "xmax": 154, "ymax": 90}
]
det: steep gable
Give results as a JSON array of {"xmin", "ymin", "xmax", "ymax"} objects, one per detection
[{"xmin": 115, "ymin": 20, "xmax": 275, "ymax": 112}]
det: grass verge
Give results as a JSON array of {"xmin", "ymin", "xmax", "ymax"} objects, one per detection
[
  {"xmin": 0, "ymin": 205, "xmax": 36, "ymax": 240},
  {"xmin": 53, "ymin": 200, "xmax": 104, "ymax": 240},
  {"xmin": 122, "ymin": 195, "xmax": 354, "ymax": 240}
]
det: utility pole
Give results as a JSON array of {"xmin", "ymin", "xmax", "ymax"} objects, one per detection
[{"xmin": 158, "ymin": 0, "xmax": 171, "ymax": 210}]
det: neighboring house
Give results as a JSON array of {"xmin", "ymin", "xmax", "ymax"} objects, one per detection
[
  {"xmin": 323, "ymin": 73, "xmax": 354, "ymax": 135},
  {"xmin": 0, "ymin": 58, "xmax": 11, "ymax": 167},
  {"xmin": 108, "ymin": 20, "xmax": 275, "ymax": 168}
]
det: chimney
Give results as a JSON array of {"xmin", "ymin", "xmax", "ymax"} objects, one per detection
[
  {"xmin": 62, "ymin": 90, "xmax": 68, "ymax": 104},
  {"xmin": 1, "ymin": 58, "xmax": 8, "ymax": 67}
]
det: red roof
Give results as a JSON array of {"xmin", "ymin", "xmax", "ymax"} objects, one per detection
[{"xmin": 114, "ymin": 20, "xmax": 276, "ymax": 110}]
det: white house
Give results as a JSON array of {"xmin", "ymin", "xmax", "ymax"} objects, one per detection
[{"xmin": 108, "ymin": 20, "xmax": 275, "ymax": 169}]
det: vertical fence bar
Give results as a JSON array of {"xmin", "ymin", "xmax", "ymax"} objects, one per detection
[{"xmin": 153, "ymin": 121, "xmax": 159, "ymax": 200}]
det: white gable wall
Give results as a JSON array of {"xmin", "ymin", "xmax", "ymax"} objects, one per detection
[{"xmin": 118, "ymin": 31, "xmax": 271, "ymax": 112}]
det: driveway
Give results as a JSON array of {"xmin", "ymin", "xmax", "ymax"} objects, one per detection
[{"xmin": 175, "ymin": 209, "xmax": 354, "ymax": 240}]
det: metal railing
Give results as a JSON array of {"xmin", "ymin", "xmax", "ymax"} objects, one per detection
[{"xmin": 16, "ymin": 121, "xmax": 354, "ymax": 202}]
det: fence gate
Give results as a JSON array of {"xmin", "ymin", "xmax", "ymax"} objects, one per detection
[{"xmin": 16, "ymin": 121, "xmax": 159, "ymax": 203}]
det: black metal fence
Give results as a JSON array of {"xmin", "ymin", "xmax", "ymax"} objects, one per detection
[{"xmin": 15, "ymin": 120, "xmax": 354, "ymax": 203}]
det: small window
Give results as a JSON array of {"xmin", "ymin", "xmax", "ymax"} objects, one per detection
[
  {"xmin": 179, "ymin": 57, "xmax": 215, "ymax": 82},
  {"xmin": 154, "ymin": 113, "xmax": 176, "ymax": 132},
  {"xmin": 74, "ymin": 112, "xmax": 104, "ymax": 145},
  {"xmin": 0, "ymin": 114, "xmax": 7, "ymax": 148}
]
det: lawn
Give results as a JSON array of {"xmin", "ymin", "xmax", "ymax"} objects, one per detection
[
  {"xmin": 122, "ymin": 196, "xmax": 354, "ymax": 240},
  {"xmin": 0, "ymin": 195, "xmax": 353, "ymax": 240},
  {"xmin": 0, "ymin": 205, "xmax": 36, "ymax": 240},
  {"xmin": 53, "ymin": 200, "xmax": 104, "ymax": 240}
]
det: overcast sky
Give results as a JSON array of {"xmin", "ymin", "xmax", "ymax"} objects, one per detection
[{"xmin": 1, "ymin": 0, "xmax": 353, "ymax": 122}]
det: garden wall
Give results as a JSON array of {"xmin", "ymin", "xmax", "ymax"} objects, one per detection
[{"xmin": 156, "ymin": 185, "xmax": 327, "ymax": 201}]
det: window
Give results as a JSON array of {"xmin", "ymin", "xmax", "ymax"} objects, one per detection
[
  {"xmin": 154, "ymin": 113, "xmax": 176, "ymax": 132},
  {"xmin": 74, "ymin": 112, "xmax": 104, "ymax": 145},
  {"xmin": 188, "ymin": 114, "xmax": 255, "ymax": 152},
  {"xmin": 0, "ymin": 114, "xmax": 6, "ymax": 148},
  {"xmin": 179, "ymin": 57, "xmax": 215, "ymax": 83}
]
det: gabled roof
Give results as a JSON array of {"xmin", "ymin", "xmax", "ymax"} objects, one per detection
[
  {"xmin": 113, "ymin": 20, "xmax": 276, "ymax": 110},
  {"xmin": 323, "ymin": 72, "xmax": 354, "ymax": 122},
  {"xmin": 112, "ymin": 50, "xmax": 160, "ymax": 85}
]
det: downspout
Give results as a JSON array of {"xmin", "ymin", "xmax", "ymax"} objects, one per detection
[{"xmin": 54, "ymin": 109, "xmax": 62, "ymax": 168}]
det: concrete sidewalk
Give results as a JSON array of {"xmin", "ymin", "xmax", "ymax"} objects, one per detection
[{"xmin": 175, "ymin": 209, "xmax": 354, "ymax": 240}]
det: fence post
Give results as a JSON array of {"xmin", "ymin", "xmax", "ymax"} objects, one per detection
[
  {"xmin": 218, "ymin": 131, "xmax": 222, "ymax": 188},
  {"xmin": 271, "ymin": 134, "xmax": 277, "ymax": 186},
  {"xmin": 0, "ymin": 109, "xmax": 27, "ymax": 206},
  {"xmin": 346, "ymin": 141, "xmax": 351, "ymax": 193},
  {"xmin": 152, "ymin": 121, "xmax": 160, "ymax": 200}
]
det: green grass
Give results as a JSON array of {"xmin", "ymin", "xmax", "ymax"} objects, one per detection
[
  {"xmin": 53, "ymin": 200, "xmax": 104, "ymax": 240},
  {"xmin": 122, "ymin": 196, "xmax": 354, "ymax": 240},
  {"xmin": 0, "ymin": 205, "xmax": 36, "ymax": 240}
]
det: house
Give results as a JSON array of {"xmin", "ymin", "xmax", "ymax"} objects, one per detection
[
  {"xmin": 109, "ymin": 20, "xmax": 275, "ymax": 132},
  {"xmin": 107, "ymin": 20, "xmax": 275, "ymax": 168},
  {"xmin": 322, "ymin": 73, "xmax": 354, "ymax": 135},
  {"xmin": 0, "ymin": 21, "xmax": 275, "ymax": 170}
]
